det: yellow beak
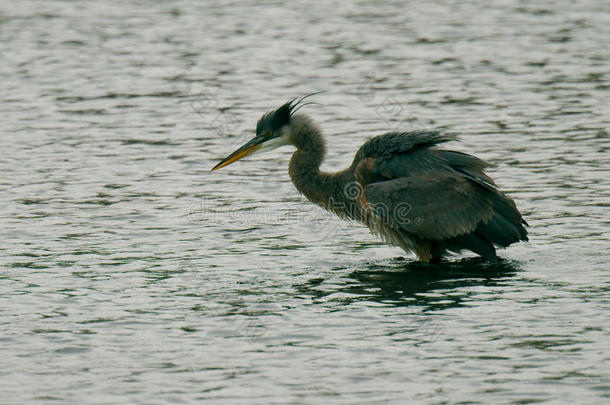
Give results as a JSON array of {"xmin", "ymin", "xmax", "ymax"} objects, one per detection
[{"xmin": 211, "ymin": 137, "xmax": 263, "ymax": 171}]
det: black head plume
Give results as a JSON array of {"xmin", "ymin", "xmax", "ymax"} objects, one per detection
[{"xmin": 256, "ymin": 91, "xmax": 325, "ymax": 136}]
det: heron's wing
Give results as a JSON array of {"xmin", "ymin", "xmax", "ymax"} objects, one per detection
[
  {"xmin": 354, "ymin": 131, "xmax": 456, "ymax": 164},
  {"xmin": 362, "ymin": 170, "xmax": 494, "ymax": 240},
  {"xmin": 354, "ymin": 133, "xmax": 526, "ymax": 242}
]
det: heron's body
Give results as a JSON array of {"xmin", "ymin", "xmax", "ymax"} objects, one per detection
[{"xmin": 212, "ymin": 96, "xmax": 528, "ymax": 263}]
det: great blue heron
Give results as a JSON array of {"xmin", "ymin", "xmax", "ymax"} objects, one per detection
[{"xmin": 211, "ymin": 94, "xmax": 528, "ymax": 263}]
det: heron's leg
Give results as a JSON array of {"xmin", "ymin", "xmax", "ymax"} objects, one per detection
[
  {"xmin": 482, "ymin": 251, "xmax": 498, "ymax": 263},
  {"xmin": 452, "ymin": 233, "xmax": 497, "ymax": 263},
  {"xmin": 414, "ymin": 240, "xmax": 432, "ymax": 263},
  {"xmin": 429, "ymin": 243, "xmax": 444, "ymax": 264},
  {"xmin": 429, "ymin": 256, "xmax": 442, "ymax": 264},
  {"xmin": 416, "ymin": 252, "xmax": 431, "ymax": 262},
  {"xmin": 475, "ymin": 237, "xmax": 498, "ymax": 263}
]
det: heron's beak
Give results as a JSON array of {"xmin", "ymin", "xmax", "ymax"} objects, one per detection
[{"xmin": 211, "ymin": 137, "xmax": 263, "ymax": 171}]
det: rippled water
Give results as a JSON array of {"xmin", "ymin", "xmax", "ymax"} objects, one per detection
[{"xmin": 1, "ymin": 1, "xmax": 609, "ymax": 403}]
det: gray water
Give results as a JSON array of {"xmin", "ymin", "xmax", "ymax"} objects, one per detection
[{"xmin": 1, "ymin": 0, "xmax": 609, "ymax": 403}]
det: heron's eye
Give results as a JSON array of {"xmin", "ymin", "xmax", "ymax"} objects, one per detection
[{"xmin": 266, "ymin": 130, "xmax": 273, "ymax": 137}]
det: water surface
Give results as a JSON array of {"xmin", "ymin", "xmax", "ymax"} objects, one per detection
[{"xmin": 1, "ymin": 0, "xmax": 609, "ymax": 403}]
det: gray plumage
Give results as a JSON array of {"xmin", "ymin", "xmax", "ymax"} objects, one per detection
[
  {"xmin": 212, "ymin": 97, "xmax": 528, "ymax": 263},
  {"xmin": 353, "ymin": 130, "xmax": 528, "ymax": 262}
]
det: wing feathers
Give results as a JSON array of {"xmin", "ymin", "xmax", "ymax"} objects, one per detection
[
  {"xmin": 353, "ymin": 131, "xmax": 528, "ymax": 246},
  {"xmin": 364, "ymin": 172, "xmax": 493, "ymax": 240}
]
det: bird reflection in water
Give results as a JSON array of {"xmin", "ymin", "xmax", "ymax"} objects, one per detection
[{"xmin": 295, "ymin": 258, "xmax": 520, "ymax": 310}]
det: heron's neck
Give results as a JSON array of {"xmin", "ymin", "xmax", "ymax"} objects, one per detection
[{"xmin": 288, "ymin": 116, "xmax": 355, "ymax": 217}]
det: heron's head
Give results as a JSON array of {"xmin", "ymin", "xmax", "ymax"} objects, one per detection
[{"xmin": 211, "ymin": 92, "xmax": 322, "ymax": 171}]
